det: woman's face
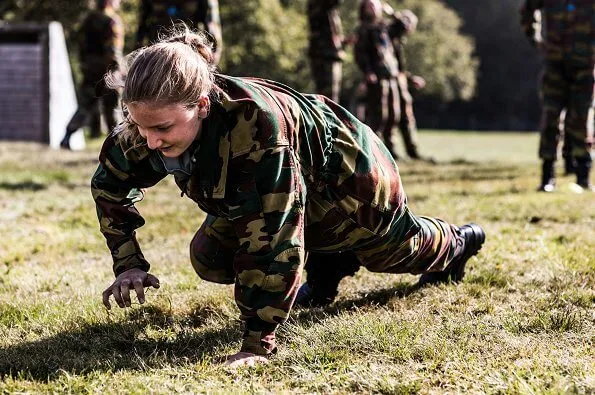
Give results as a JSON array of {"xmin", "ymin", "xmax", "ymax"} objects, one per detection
[{"xmin": 127, "ymin": 102, "xmax": 203, "ymax": 158}]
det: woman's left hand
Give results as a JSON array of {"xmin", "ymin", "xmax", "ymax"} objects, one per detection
[{"xmin": 224, "ymin": 352, "xmax": 269, "ymax": 368}]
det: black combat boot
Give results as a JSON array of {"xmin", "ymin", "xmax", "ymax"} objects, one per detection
[
  {"xmin": 537, "ymin": 159, "xmax": 556, "ymax": 192},
  {"xmin": 418, "ymin": 223, "xmax": 486, "ymax": 286},
  {"xmin": 295, "ymin": 252, "xmax": 362, "ymax": 307},
  {"xmin": 575, "ymin": 155, "xmax": 593, "ymax": 191}
]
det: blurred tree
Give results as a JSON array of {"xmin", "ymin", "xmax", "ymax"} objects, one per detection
[
  {"xmin": 442, "ymin": 0, "xmax": 542, "ymax": 130},
  {"xmin": 219, "ymin": 0, "xmax": 312, "ymax": 92}
]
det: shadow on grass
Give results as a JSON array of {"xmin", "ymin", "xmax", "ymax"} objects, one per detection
[
  {"xmin": 0, "ymin": 282, "xmax": 429, "ymax": 381},
  {"xmin": 0, "ymin": 181, "xmax": 46, "ymax": 191},
  {"xmin": 403, "ymin": 166, "xmax": 526, "ymax": 185},
  {"xmin": 291, "ymin": 281, "xmax": 423, "ymax": 327},
  {"xmin": 0, "ymin": 305, "xmax": 238, "ymax": 381}
]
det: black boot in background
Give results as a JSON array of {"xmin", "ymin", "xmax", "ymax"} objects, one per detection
[
  {"xmin": 575, "ymin": 155, "xmax": 593, "ymax": 191},
  {"xmin": 538, "ymin": 159, "xmax": 556, "ymax": 192}
]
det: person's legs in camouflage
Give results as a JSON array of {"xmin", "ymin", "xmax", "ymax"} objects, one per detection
[
  {"xmin": 397, "ymin": 74, "xmax": 421, "ymax": 159},
  {"xmin": 190, "ymin": 216, "xmax": 281, "ymax": 355},
  {"xmin": 357, "ymin": 211, "xmax": 484, "ymax": 286},
  {"xmin": 189, "ymin": 215, "xmax": 238, "ymax": 284},
  {"xmin": 560, "ymin": 110, "xmax": 577, "ymax": 175},
  {"xmin": 365, "ymin": 78, "xmax": 401, "ymax": 159},
  {"xmin": 61, "ymin": 76, "xmax": 101, "ymax": 149},
  {"xmin": 295, "ymin": 208, "xmax": 486, "ymax": 307},
  {"xmin": 89, "ymin": 110, "xmax": 102, "ymax": 139},
  {"xmin": 566, "ymin": 65, "xmax": 594, "ymax": 190},
  {"xmin": 310, "ymin": 57, "xmax": 342, "ymax": 103},
  {"xmin": 100, "ymin": 83, "xmax": 120, "ymax": 135},
  {"xmin": 538, "ymin": 62, "xmax": 568, "ymax": 191}
]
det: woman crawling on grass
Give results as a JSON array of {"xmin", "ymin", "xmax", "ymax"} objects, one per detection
[{"xmin": 92, "ymin": 26, "xmax": 486, "ymax": 367}]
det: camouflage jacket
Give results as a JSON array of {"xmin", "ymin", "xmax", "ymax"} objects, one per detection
[
  {"xmin": 91, "ymin": 75, "xmax": 410, "ymax": 353},
  {"xmin": 520, "ymin": 0, "xmax": 595, "ymax": 66},
  {"xmin": 307, "ymin": 0, "xmax": 345, "ymax": 60},
  {"xmin": 78, "ymin": 7, "xmax": 123, "ymax": 77},
  {"xmin": 136, "ymin": 0, "xmax": 222, "ymax": 61},
  {"xmin": 354, "ymin": 15, "xmax": 407, "ymax": 79}
]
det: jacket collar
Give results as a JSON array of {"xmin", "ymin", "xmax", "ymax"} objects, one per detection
[{"xmin": 191, "ymin": 87, "xmax": 240, "ymax": 199}]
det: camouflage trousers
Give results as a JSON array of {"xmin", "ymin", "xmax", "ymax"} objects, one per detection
[
  {"xmin": 67, "ymin": 75, "xmax": 119, "ymax": 137},
  {"xmin": 189, "ymin": 206, "xmax": 463, "ymax": 316},
  {"xmin": 539, "ymin": 59, "xmax": 594, "ymax": 160},
  {"xmin": 396, "ymin": 74, "xmax": 420, "ymax": 158},
  {"xmin": 365, "ymin": 77, "xmax": 401, "ymax": 159},
  {"xmin": 309, "ymin": 57, "xmax": 342, "ymax": 103}
]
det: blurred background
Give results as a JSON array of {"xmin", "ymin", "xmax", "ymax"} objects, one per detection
[{"xmin": 0, "ymin": 0, "xmax": 541, "ymax": 131}]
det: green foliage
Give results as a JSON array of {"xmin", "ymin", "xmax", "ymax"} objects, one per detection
[
  {"xmin": 443, "ymin": 0, "xmax": 543, "ymax": 129},
  {"xmin": 219, "ymin": 0, "xmax": 312, "ymax": 91},
  {"xmin": 398, "ymin": 0, "xmax": 478, "ymax": 101}
]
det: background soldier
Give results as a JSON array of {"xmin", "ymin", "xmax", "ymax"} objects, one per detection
[
  {"xmin": 520, "ymin": 0, "xmax": 594, "ymax": 192},
  {"xmin": 354, "ymin": 0, "xmax": 408, "ymax": 159},
  {"xmin": 306, "ymin": 0, "xmax": 345, "ymax": 103},
  {"xmin": 136, "ymin": 0, "xmax": 222, "ymax": 64},
  {"xmin": 390, "ymin": 8, "xmax": 427, "ymax": 161},
  {"xmin": 60, "ymin": 0, "xmax": 123, "ymax": 149}
]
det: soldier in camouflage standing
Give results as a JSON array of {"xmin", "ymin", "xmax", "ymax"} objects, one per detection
[
  {"xmin": 306, "ymin": 0, "xmax": 345, "ymax": 103},
  {"xmin": 136, "ymin": 0, "xmax": 222, "ymax": 64},
  {"xmin": 354, "ymin": 0, "xmax": 411, "ymax": 159},
  {"xmin": 94, "ymin": 27, "xmax": 485, "ymax": 367},
  {"xmin": 60, "ymin": 0, "xmax": 123, "ymax": 149},
  {"xmin": 390, "ymin": 8, "xmax": 428, "ymax": 161},
  {"xmin": 521, "ymin": 0, "xmax": 594, "ymax": 192}
]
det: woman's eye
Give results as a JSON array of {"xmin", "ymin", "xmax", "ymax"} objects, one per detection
[{"xmin": 156, "ymin": 126, "xmax": 170, "ymax": 132}]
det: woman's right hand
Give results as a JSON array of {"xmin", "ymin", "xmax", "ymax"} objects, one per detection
[{"xmin": 102, "ymin": 268, "xmax": 160, "ymax": 310}]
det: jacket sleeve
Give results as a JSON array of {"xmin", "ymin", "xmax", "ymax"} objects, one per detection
[
  {"xmin": 91, "ymin": 133, "xmax": 167, "ymax": 276},
  {"xmin": 227, "ymin": 146, "xmax": 306, "ymax": 355},
  {"xmin": 520, "ymin": 0, "xmax": 543, "ymax": 47}
]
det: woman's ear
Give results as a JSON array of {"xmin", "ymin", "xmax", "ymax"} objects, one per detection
[{"xmin": 197, "ymin": 96, "xmax": 210, "ymax": 119}]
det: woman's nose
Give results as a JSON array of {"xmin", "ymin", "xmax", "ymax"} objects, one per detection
[{"xmin": 146, "ymin": 132, "xmax": 162, "ymax": 150}]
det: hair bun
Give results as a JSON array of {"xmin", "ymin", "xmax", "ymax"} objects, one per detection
[{"xmin": 163, "ymin": 25, "xmax": 216, "ymax": 66}]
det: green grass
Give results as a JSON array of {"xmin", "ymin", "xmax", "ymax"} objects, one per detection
[{"xmin": 0, "ymin": 131, "xmax": 593, "ymax": 394}]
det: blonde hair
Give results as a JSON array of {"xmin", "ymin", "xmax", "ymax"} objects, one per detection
[{"xmin": 105, "ymin": 25, "xmax": 217, "ymax": 146}]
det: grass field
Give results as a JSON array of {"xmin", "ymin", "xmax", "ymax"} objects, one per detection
[{"xmin": 0, "ymin": 131, "xmax": 593, "ymax": 394}]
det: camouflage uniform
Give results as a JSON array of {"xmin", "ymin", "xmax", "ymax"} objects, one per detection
[
  {"xmin": 307, "ymin": 0, "xmax": 345, "ymax": 103},
  {"xmin": 354, "ymin": 12, "xmax": 408, "ymax": 159},
  {"xmin": 92, "ymin": 75, "xmax": 469, "ymax": 356},
  {"xmin": 520, "ymin": 0, "xmax": 595, "ymax": 189},
  {"xmin": 136, "ymin": 0, "xmax": 222, "ymax": 63},
  {"xmin": 61, "ymin": 5, "xmax": 123, "ymax": 147}
]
